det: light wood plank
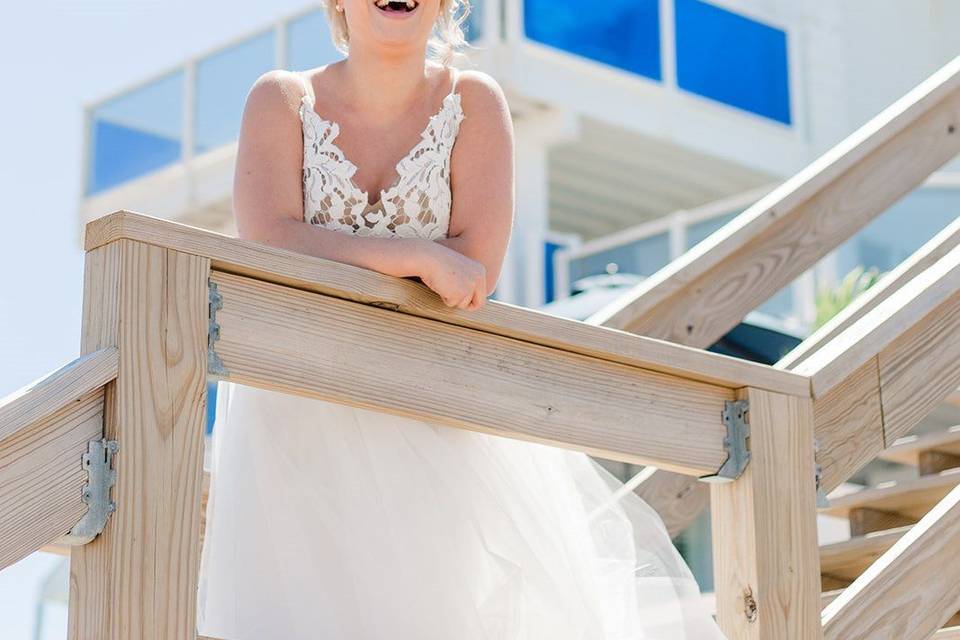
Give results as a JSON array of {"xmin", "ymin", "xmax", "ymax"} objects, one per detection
[
  {"xmin": 0, "ymin": 347, "xmax": 117, "ymax": 442},
  {"xmin": 822, "ymin": 485, "xmax": 960, "ymax": 640},
  {"xmin": 819, "ymin": 527, "xmax": 909, "ymax": 588},
  {"xmin": 82, "ymin": 210, "xmax": 808, "ymax": 397},
  {"xmin": 210, "ymin": 269, "xmax": 733, "ymax": 475},
  {"xmin": 779, "ymin": 216, "xmax": 960, "ymax": 370},
  {"xmin": 0, "ymin": 388, "xmax": 104, "ymax": 571},
  {"xmin": 822, "ymin": 470, "xmax": 960, "ymax": 521},
  {"xmin": 936, "ymin": 627, "xmax": 960, "ymax": 639},
  {"xmin": 589, "ymin": 54, "xmax": 960, "ymax": 345},
  {"xmin": 794, "ymin": 244, "xmax": 960, "ymax": 398},
  {"xmin": 711, "ymin": 388, "xmax": 822, "ymax": 639},
  {"xmin": 879, "ymin": 425, "xmax": 960, "ymax": 466},
  {"xmin": 69, "ymin": 240, "xmax": 210, "ymax": 640}
]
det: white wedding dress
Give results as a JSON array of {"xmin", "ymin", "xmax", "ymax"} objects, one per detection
[{"xmin": 196, "ymin": 66, "xmax": 726, "ymax": 640}]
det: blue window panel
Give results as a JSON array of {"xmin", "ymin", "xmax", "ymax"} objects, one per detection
[
  {"xmin": 206, "ymin": 381, "xmax": 218, "ymax": 435},
  {"xmin": 195, "ymin": 30, "xmax": 277, "ymax": 154},
  {"xmin": 524, "ymin": 0, "xmax": 661, "ymax": 81},
  {"xmin": 569, "ymin": 232, "xmax": 671, "ymax": 286},
  {"xmin": 675, "ymin": 0, "xmax": 791, "ymax": 125},
  {"xmin": 287, "ymin": 9, "xmax": 344, "ymax": 70},
  {"xmin": 543, "ymin": 239, "xmax": 568, "ymax": 303},
  {"xmin": 87, "ymin": 70, "xmax": 184, "ymax": 194}
]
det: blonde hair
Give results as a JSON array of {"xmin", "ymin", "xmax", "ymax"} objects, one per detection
[{"xmin": 323, "ymin": 0, "xmax": 472, "ymax": 66}]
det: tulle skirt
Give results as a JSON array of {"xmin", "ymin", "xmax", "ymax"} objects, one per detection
[{"xmin": 196, "ymin": 381, "xmax": 726, "ymax": 639}]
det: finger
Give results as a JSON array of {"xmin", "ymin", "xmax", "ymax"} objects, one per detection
[
  {"xmin": 453, "ymin": 289, "xmax": 473, "ymax": 309},
  {"xmin": 467, "ymin": 285, "xmax": 484, "ymax": 311}
]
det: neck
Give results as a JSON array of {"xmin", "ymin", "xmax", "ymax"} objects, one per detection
[{"xmin": 339, "ymin": 45, "xmax": 433, "ymax": 118}]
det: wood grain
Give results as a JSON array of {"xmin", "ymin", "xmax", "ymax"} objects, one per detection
[
  {"xmin": 819, "ymin": 526, "xmax": 909, "ymax": 589},
  {"xmin": 711, "ymin": 388, "xmax": 822, "ymax": 640},
  {"xmin": 82, "ymin": 210, "xmax": 808, "ymax": 397},
  {"xmin": 210, "ymin": 269, "xmax": 733, "ymax": 475},
  {"xmin": 68, "ymin": 240, "xmax": 209, "ymax": 640},
  {"xmin": 822, "ymin": 485, "xmax": 960, "ymax": 640},
  {"xmin": 0, "ymin": 388, "xmax": 104, "ymax": 571}
]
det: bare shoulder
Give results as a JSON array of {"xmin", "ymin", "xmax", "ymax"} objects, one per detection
[
  {"xmin": 454, "ymin": 69, "xmax": 513, "ymax": 137},
  {"xmin": 243, "ymin": 69, "xmax": 309, "ymax": 122}
]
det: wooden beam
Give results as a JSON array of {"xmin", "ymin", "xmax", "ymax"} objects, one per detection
[
  {"xmin": 82, "ymin": 210, "xmax": 808, "ymax": 397},
  {"xmin": 819, "ymin": 526, "xmax": 909, "ymax": 589},
  {"xmin": 794, "ymin": 244, "xmax": 960, "ymax": 399},
  {"xmin": 878, "ymin": 425, "xmax": 960, "ymax": 466},
  {"xmin": 210, "ymin": 269, "xmax": 733, "ymax": 476},
  {"xmin": 69, "ymin": 240, "xmax": 210, "ymax": 640},
  {"xmin": 822, "ymin": 485, "xmax": 960, "ymax": 640},
  {"xmin": 589, "ymin": 54, "xmax": 960, "ymax": 345},
  {"xmin": 0, "ymin": 387, "xmax": 104, "ymax": 571},
  {"xmin": 0, "ymin": 347, "xmax": 117, "ymax": 442},
  {"xmin": 779, "ymin": 216, "xmax": 960, "ymax": 370},
  {"xmin": 711, "ymin": 388, "xmax": 822, "ymax": 639}
]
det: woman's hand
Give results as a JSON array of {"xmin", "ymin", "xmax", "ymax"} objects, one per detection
[{"xmin": 415, "ymin": 240, "xmax": 488, "ymax": 311}]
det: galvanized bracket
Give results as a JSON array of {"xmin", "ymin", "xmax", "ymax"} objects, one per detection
[
  {"xmin": 61, "ymin": 437, "xmax": 119, "ymax": 545},
  {"xmin": 699, "ymin": 399, "xmax": 751, "ymax": 483},
  {"xmin": 813, "ymin": 438, "xmax": 830, "ymax": 508},
  {"xmin": 208, "ymin": 280, "xmax": 228, "ymax": 378}
]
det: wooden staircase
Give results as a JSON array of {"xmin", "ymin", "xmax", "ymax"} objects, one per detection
[{"xmin": 818, "ymin": 426, "xmax": 960, "ymax": 635}]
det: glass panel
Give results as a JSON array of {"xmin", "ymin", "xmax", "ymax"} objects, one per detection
[
  {"xmin": 568, "ymin": 232, "xmax": 671, "ymax": 287},
  {"xmin": 675, "ymin": 0, "xmax": 791, "ymax": 125},
  {"xmin": 194, "ymin": 29, "xmax": 277, "ymax": 154},
  {"xmin": 524, "ymin": 0, "xmax": 661, "ymax": 81},
  {"xmin": 286, "ymin": 9, "xmax": 344, "ymax": 71},
  {"xmin": 87, "ymin": 69, "xmax": 184, "ymax": 194}
]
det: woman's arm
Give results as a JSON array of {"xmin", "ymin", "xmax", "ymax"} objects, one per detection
[
  {"xmin": 437, "ymin": 70, "xmax": 516, "ymax": 298},
  {"xmin": 233, "ymin": 70, "xmax": 433, "ymax": 279}
]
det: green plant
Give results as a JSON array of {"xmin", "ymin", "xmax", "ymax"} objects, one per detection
[{"xmin": 813, "ymin": 265, "xmax": 883, "ymax": 330}]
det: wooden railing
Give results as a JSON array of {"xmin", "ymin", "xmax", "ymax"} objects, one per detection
[
  {"xmin": 0, "ymin": 52, "xmax": 957, "ymax": 640},
  {"xmin": 587, "ymin": 52, "xmax": 960, "ymax": 537}
]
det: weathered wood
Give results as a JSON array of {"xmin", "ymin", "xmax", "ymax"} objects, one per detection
[
  {"xmin": 819, "ymin": 526, "xmax": 909, "ymax": 589},
  {"xmin": 711, "ymin": 388, "xmax": 822, "ymax": 639},
  {"xmin": 778, "ymin": 215, "xmax": 960, "ymax": 370},
  {"xmin": 918, "ymin": 450, "xmax": 960, "ymax": 475},
  {"xmin": 210, "ymin": 270, "xmax": 732, "ymax": 475},
  {"xmin": 0, "ymin": 388, "xmax": 104, "ymax": 571},
  {"xmin": 795, "ymin": 244, "xmax": 960, "ymax": 399},
  {"xmin": 82, "ymin": 210, "xmax": 809, "ymax": 397},
  {"xmin": 69, "ymin": 240, "xmax": 210, "ymax": 640},
  {"xmin": 847, "ymin": 507, "xmax": 915, "ymax": 536},
  {"xmin": 822, "ymin": 485, "xmax": 960, "ymax": 640},
  {"xmin": 634, "ymin": 466, "xmax": 711, "ymax": 536},
  {"xmin": 0, "ymin": 347, "xmax": 118, "ymax": 442},
  {"xmin": 590, "ymin": 54, "xmax": 960, "ymax": 345}
]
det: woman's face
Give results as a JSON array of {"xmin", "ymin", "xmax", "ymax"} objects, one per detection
[{"xmin": 341, "ymin": 0, "xmax": 442, "ymax": 54}]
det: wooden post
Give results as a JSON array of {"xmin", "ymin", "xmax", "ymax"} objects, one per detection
[
  {"xmin": 711, "ymin": 387, "xmax": 822, "ymax": 640},
  {"xmin": 68, "ymin": 239, "xmax": 210, "ymax": 640}
]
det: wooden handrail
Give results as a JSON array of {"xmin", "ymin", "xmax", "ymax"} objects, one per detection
[
  {"xmin": 588, "ymin": 53, "xmax": 960, "ymax": 345},
  {"xmin": 822, "ymin": 485, "xmax": 960, "ymax": 640},
  {"xmin": 778, "ymin": 216, "xmax": 960, "ymax": 371},
  {"xmin": 84, "ymin": 210, "xmax": 808, "ymax": 398},
  {"xmin": 0, "ymin": 348, "xmax": 118, "ymax": 571},
  {"xmin": 578, "ymin": 53, "xmax": 960, "ymax": 536}
]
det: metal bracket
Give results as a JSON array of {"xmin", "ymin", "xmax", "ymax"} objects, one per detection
[
  {"xmin": 61, "ymin": 437, "xmax": 119, "ymax": 545},
  {"xmin": 208, "ymin": 280, "xmax": 228, "ymax": 378},
  {"xmin": 813, "ymin": 438, "xmax": 830, "ymax": 508},
  {"xmin": 699, "ymin": 399, "xmax": 751, "ymax": 483}
]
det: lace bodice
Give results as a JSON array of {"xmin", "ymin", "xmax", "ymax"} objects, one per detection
[{"xmin": 297, "ymin": 70, "xmax": 464, "ymax": 240}]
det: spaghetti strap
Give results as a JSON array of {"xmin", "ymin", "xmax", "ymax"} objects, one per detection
[
  {"xmin": 449, "ymin": 67, "xmax": 460, "ymax": 97},
  {"xmin": 296, "ymin": 71, "xmax": 314, "ymax": 104}
]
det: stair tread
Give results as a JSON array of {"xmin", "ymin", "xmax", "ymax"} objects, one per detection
[
  {"xmin": 819, "ymin": 526, "xmax": 909, "ymax": 581},
  {"xmin": 879, "ymin": 425, "xmax": 960, "ymax": 466},
  {"xmin": 822, "ymin": 469, "xmax": 960, "ymax": 518}
]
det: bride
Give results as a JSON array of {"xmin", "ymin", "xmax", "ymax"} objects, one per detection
[{"xmin": 196, "ymin": 1, "xmax": 726, "ymax": 638}]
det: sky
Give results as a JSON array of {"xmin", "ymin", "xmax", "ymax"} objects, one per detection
[{"xmin": 0, "ymin": 1, "xmax": 312, "ymax": 637}]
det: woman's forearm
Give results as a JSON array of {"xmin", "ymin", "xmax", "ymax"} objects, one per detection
[{"xmin": 246, "ymin": 217, "xmax": 435, "ymax": 279}]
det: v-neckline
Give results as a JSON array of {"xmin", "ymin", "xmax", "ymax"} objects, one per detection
[{"xmin": 300, "ymin": 90, "xmax": 459, "ymax": 210}]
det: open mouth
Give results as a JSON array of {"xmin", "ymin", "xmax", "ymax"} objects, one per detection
[{"xmin": 374, "ymin": 0, "xmax": 419, "ymax": 14}]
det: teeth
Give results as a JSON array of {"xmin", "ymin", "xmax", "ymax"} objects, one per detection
[{"xmin": 374, "ymin": 0, "xmax": 418, "ymax": 9}]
